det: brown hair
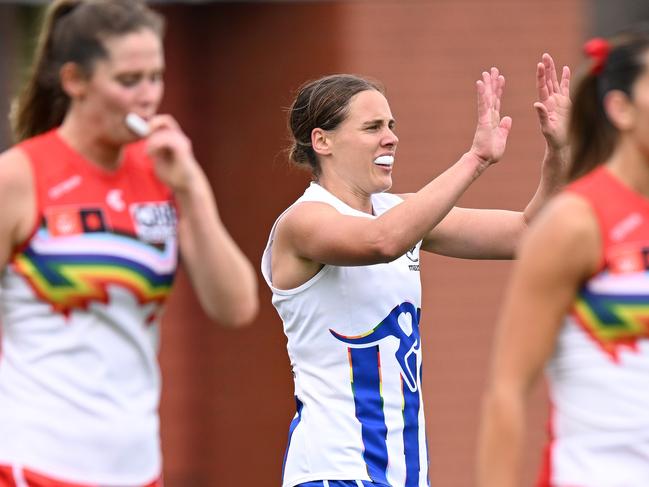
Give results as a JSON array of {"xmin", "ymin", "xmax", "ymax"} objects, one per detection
[
  {"xmin": 568, "ymin": 25, "xmax": 649, "ymax": 180},
  {"xmin": 288, "ymin": 74, "xmax": 383, "ymax": 177},
  {"xmin": 10, "ymin": 0, "xmax": 164, "ymax": 142}
]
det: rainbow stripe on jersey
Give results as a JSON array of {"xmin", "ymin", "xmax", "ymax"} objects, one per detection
[
  {"xmin": 12, "ymin": 227, "xmax": 176, "ymax": 314},
  {"xmin": 572, "ymin": 272, "xmax": 649, "ymax": 361}
]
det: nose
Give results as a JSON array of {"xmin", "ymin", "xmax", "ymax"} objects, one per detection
[
  {"xmin": 382, "ymin": 127, "xmax": 398, "ymax": 147},
  {"xmin": 136, "ymin": 77, "xmax": 163, "ymax": 112}
]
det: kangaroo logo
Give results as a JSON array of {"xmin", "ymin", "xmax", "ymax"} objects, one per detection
[{"xmin": 330, "ymin": 302, "xmax": 421, "ymax": 392}]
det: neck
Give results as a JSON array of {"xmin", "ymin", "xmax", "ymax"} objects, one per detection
[
  {"xmin": 58, "ymin": 113, "xmax": 123, "ymax": 171},
  {"xmin": 316, "ymin": 175, "xmax": 374, "ymax": 214},
  {"xmin": 606, "ymin": 140, "xmax": 649, "ymax": 198}
]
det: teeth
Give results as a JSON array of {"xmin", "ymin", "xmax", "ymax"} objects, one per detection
[{"xmin": 374, "ymin": 155, "xmax": 394, "ymax": 166}]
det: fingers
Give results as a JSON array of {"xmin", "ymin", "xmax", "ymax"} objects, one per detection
[
  {"xmin": 476, "ymin": 79, "xmax": 488, "ymax": 121},
  {"xmin": 146, "ymin": 123, "xmax": 192, "ymax": 160},
  {"xmin": 148, "ymin": 114, "xmax": 182, "ymax": 133},
  {"xmin": 482, "ymin": 70, "xmax": 493, "ymax": 103},
  {"xmin": 533, "ymin": 101, "xmax": 549, "ymax": 125},
  {"xmin": 145, "ymin": 114, "xmax": 187, "ymax": 157},
  {"xmin": 539, "ymin": 53, "xmax": 571, "ymax": 97},
  {"xmin": 542, "ymin": 53, "xmax": 560, "ymax": 93},
  {"xmin": 499, "ymin": 115, "xmax": 513, "ymax": 134},
  {"xmin": 536, "ymin": 62, "xmax": 550, "ymax": 101},
  {"xmin": 560, "ymin": 65, "xmax": 571, "ymax": 95},
  {"xmin": 478, "ymin": 68, "xmax": 504, "ymax": 107},
  {"xmin": 495, "ymin": 73, "xmax": 505, "ymax": 115},
  {"xmin": 477, "ymin": 67, "xmax": 505, "ymax": 123}
]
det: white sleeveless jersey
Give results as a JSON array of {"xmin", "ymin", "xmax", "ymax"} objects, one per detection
[
  {"xmin": 261, "ymin": 183, "xmax": 428, "ymax": 487},
  {"xmin": 0, "ymin": 131, "xmax": 177, "ymax": 485},
  {"xmin": 541, "ymin": 168, "xmax": 649, "ymax": 487}
]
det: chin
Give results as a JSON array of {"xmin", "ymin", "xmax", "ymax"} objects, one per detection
[{"xmin": 374, "ymin": 178, "xmax": 393, "ymax": 194}]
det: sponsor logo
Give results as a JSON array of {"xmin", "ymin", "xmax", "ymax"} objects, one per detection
[
  {"xmin": 46, "ymin": 207, "xmax": 82, "ymax": 237},
  {"xmin": 45, "ymin": 207, "xmax": 107, "ymax": 236},
  {"xmin": 610, "ymin": 212, "xmax": 643, "ymax": 242},
  {"xmin": 130, "ymin": 202, "xmax": 177, "ymax": 243},
  {"xmin": 406, "ymin": 244, "xmax": 420, "ymax": 271},
  {"xmin": 48, "ymin": 175, "xmax": 82, "ymax": 200},
  {"xmin": 608, "ymin": 244, "xmax": 649, "ymax": 273},
  {"xmin": 406, "ymin": 245, "xmax": 419, "ymax": 262},
  {"xmin": 80, "ymin": 209, "xmax": 107, "ymax": 233}
]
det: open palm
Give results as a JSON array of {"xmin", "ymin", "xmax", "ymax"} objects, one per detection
[
  {"xmin": 534, "ymin": 53, "xmax": 571, "ymax": 150},
  {"xmin": 470, "ymin": 67, "xmax": 512, "ymax": 167}
]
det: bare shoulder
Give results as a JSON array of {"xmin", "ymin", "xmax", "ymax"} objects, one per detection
[
  {"xmin": 526, "ymin": 192, "xmax": 599, "ymax": 243},
  {"xmin": 276, "ymin": 200, "xmax": 342, "ymax": 238},
  {"xmin": 0, "ymin": 147, "xmax": 32, "ymax": 190},
  {"xmin": 270, "ymin": 201, "xmax": 337, "ymax": 289},
  {"xmin": 272, "ymin": 200, "xmax": 340, "ymax": 258},
  {"xmin": 519, "ymin": 192, "xmax": 601, "ymax": 278},
  {"xmin": 0, "ymin": 147, "xmax": 36, "ymax": 247}
]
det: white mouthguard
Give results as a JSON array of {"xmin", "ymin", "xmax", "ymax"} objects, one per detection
[
  {"xmin": 373, "ymin": 155, "xmax": 394, "ymax": 166},
  {"xmin": 125, "ymin": 113, "xmax": 150, "ymax": 137}
]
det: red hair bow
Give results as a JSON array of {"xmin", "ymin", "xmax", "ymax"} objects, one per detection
[{"xmin": 583, "ymin": 37, "xmax": 610, "ymax": 75}]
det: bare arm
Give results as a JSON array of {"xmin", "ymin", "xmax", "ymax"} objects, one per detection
[
  {"xmin": 277, "ymin": 151, "xmax": 497, "ymax": 268},
  {"xmin": 147, "ymin": 115, "xmax": 258, "ymax": 327},
  {"xmin": 476, "ymin": 194, "xmax": 600, "ymax": 487},
  {"xmin": 422, "ymin": 54, "xmax": 571, "ymax": 259},
  {"xmin": 0, "ymin": 148, "xmax": 35, "ymax": 270},
  {"xmin": 419, "ymin": 206, "xmax": 527, "ymax": 259},
  {"xmin": 271, "ymin": 69, "xmax": 512, "ymax": 288},
  {"xmin": 524, "ymin": 53, "xmax": 572, "ymax": 219}
]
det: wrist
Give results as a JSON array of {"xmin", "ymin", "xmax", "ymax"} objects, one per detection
[
  {"xmin": 173, "ymin": 168, "xmax": 210, "ymax": 199},
  {"xmin": 464, "ymin": 150, "xmax": 491, "ymax": 178},
  {"xmin": 544, "ymin": 143, "xmax": 569, "ymax": 160},
  {"xmin": 172, "ymin": 161, "xmax": 206, "ymax": 192},
  {"xmin": 542, "ymin": 145, "xmax": 569, "ymax": 179}
]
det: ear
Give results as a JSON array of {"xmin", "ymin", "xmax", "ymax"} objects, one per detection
[
  {"xmin": 311, "ymin": 128, "xmax": 332, "ymax": 156},
  {"xmin": 603, "ymin": 89, "xmax": 635, "ymax": 131},
  {"xmin": 59, "ymin": 62, "xmax": 89, "ymax": 99}
]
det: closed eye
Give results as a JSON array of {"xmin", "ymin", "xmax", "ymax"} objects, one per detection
[
  {"xmin": 117, "ymin": 74, "xmax": 142, "ymax": 87},
  {"xmin": 116, "ymin": 70, "xmax": 164, "ymax": 88}
]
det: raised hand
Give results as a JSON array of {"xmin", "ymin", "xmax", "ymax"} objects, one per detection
[
  {"xmin": 470, "ymin": 67, "xmax": 513, "ymax": 167},
  {"xmin": 534, "ymin": 53, "xmax": 571, "ymax": 150}
]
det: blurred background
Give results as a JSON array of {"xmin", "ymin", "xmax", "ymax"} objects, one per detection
[{"xmin": 1, "ymin": 0, "xmax": 648, "ymax": 486}]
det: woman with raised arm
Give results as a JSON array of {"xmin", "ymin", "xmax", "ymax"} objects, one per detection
[
  {"xmin": 262, "ymin": 54, "xmax": 569, "ymax": 487},
  {"xmin": 0, "ymin": 1, "xmax": 257, "ymax": 486},
  {"xmin": 478, "ymin": 28, "xmax": 649, "ymax": 487}
]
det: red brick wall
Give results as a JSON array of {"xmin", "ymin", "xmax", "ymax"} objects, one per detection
[
  {"xmin": 157, "ymin": 4, "xmax": 345, "ymax": 486},
  {"xmin": 333, "ymin": 3, "xmax": 584, "ymax": 485},
  {"xmin": 156, "ymin": 2, "xmax": 585, "ymax": 486}
]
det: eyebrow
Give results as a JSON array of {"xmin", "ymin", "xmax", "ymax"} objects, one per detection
[{"xmin": 361, "ymin": 118, "xmax": 396, "ymax": 127}]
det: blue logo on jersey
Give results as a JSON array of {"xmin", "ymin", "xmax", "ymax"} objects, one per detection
[{"xmin": 330, "ymin": 301, "xmax": 421, "ymax": 391}]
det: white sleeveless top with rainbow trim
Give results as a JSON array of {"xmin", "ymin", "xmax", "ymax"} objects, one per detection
[
  {"xmin": 539, "ymin": 167, "xmax": 649, "ymax": 487},
  {"xmin": 0, "ymin": 130, "xmax": 177, "ymax": 485},
  {"xmin": 261, "ymin": 183, "xmax": 428, "ymax": 487}
]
